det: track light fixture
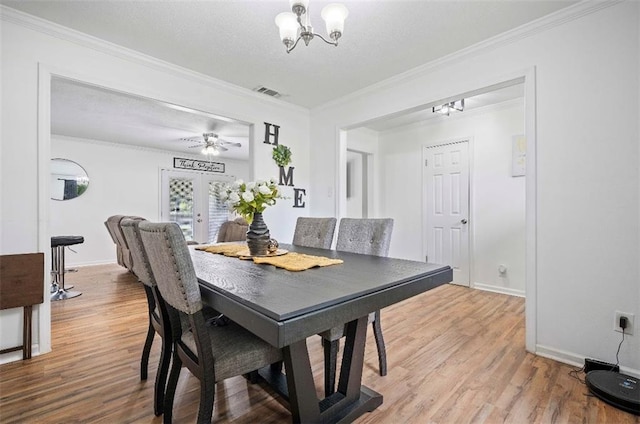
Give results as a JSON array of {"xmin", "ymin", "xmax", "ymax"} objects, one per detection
[{"xmin": 433, "ymin": 99, "xmax": 465, "ymax": 116}]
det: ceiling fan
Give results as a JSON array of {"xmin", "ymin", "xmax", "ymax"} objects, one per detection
[{"xmin": 180, "ymin": 132, "xmax": 241, "ymax": 156}]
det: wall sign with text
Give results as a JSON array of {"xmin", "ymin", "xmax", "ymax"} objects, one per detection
[{"xmin": 173, "ymin": 157, "xmax": 225, "ymax": 173}]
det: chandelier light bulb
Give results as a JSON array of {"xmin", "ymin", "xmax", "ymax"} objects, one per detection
[
  {"xmin": 321, "ymin": 3, "xmax": 348, "ymax": 40},
  {"xmin": 275, "ymin": 12, "xmax": 298, "ymax": 45}
]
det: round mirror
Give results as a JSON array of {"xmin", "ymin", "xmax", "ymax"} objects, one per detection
[{"xmin": 50, "ymin": 158, "xmax": 89, "ymax": 201}]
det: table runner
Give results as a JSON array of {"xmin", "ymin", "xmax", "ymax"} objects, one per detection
[{"xmin": 196, "ymin": 244, "xmax": 343, "ymax": 272}]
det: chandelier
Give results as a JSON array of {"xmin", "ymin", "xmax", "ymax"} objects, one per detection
[{"xmin": 275, "ymin": 1, "xmax": 349, "ymax": 53}]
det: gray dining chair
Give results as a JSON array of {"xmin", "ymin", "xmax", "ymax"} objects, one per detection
[
  {"xmin": 216, "ymin": 217, "xmax": 248, "ymax": 242},
  {"xmin": 292, "ymin": 217, "xmax": 337, "ymax": 249},
  {"xmin": 321, "ymin": 217, "xmax": 394, "ymax": 396},
  {"xmin": 138, "ymin": 221, "xmax": 283, "ymax": 424},
  {"xmin": 120, "ymin": 217, "xmax": 171, "ymax": 416}
]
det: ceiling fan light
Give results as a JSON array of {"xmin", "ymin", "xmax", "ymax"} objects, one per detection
[
  {"xmin": 321, "ymin": 3, "xmax": 348, "ymax": 39},
  {"xmin": 276, "ymin": 12, "xmax": 298, "ymax": 44}
]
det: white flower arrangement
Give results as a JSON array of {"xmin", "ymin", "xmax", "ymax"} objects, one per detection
[{"xmin": 218, "ymin": 178, "xmax": 283, "ymax": 223}]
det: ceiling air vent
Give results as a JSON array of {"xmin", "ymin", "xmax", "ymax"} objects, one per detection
[{"xmin": 254, "ymin": 86, "xmax": 281, "ymax": 98}]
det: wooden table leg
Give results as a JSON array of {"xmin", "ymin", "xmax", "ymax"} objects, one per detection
[
  {"xmin": 257, "ymin": 316, "xmax": 383, "ymax": 423},
  {"xmin": 23, "ymin": 305, "xmax": 32, "ymax": 359},
  {"xmin": 265, "ymin": 316, "xmax": 381, "ymax": 424},
  {"xmin": 283, "ymin": 339, "xmax": 321, "ymax": 423}
]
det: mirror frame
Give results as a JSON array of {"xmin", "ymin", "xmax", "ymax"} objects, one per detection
[{"xmin": 50, "ymin": 158, "xmax": 89, "ymax": 201}]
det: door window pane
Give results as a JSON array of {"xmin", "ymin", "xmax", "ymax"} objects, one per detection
[
  {"xmin": 207, "ymin": 181, "xmax": 229, "ymax": 243},
  {"xmin": 169, "ymin": 178, "xmax": 195, "ymax": 241}
]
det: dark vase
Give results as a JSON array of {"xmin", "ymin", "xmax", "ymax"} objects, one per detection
[{"xmin": 246, "ymin": 212, "xmax": 270, "ymax": 256}]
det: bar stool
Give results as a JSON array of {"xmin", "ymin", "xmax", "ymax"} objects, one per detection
[{"xmin": 51, "ymin": 236, "xmax": 84, "ymax": 301}]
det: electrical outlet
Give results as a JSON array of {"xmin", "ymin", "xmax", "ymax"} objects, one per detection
[{"xmin": 614, "ymin": 311, "xmax": 635, "ymax": 335}]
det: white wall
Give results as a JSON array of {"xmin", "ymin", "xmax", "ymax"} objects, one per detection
[
  {"xmin": 310, "ymin": 3, "xmax": 640, "ymax": 373},
  {"xmin": 379, "ymin": 100, "xmax": 525, "ymax": 295},
  {"xmin": 50, "ymin": 136, "xmax": 250, "ymax": 266},
  {"xmin": 0, "ymin": 9, "xmax": 310, "ymax": 361},
  {"xmin": 346, "ymin": 150, "xmax": 363, "ymax": 218},
  {"xmin": 345, "ymin": 127, "xmax": 379, "ymax": 218}
]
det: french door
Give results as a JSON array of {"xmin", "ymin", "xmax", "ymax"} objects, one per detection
[
  {"xmin": 160, "ymin": 169, "xmax": 232, "ymax": 243},
  {"xmin": 423, "ymin": 141, "xmax": 470, "ymax": 286}
]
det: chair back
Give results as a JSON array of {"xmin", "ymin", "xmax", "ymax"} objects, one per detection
[
  {"xmin": 105, "ymin": 214, "xmax": 145, "ymax": 270},
  {"xmin": 216, "ymin": 217, "xmax": 248, "ymax": 242},
  {"xmin": 336, "ymin": 218, "xmax": 394, "ymax": 256},
  {"xmin": 120, "ymin": 218, "xmax": 155, "ymax": 287},
  {"xmin": 105, "ymin": 215, "xmax": 126, "ymax": 267},
  {"xmin": 292, "ymin": 217, "xmax": 337, "ymax": 249},
  {"xmin": 138, "ymin": 221, "xmax": 203, "ymax": 315}
]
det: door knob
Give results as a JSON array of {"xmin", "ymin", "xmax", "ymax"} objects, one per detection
[
  {"xmin": 197, "ymin": 219, "xmax": 202, "ymax": 223},
  {"xmin": 460, "ymin": 219, "xmax": 468, "ymax": 224}
]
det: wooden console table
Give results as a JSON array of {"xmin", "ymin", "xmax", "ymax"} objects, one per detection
[{"xmin": 0, "ymin": 253, "xmax": 44, "ymax": 359}]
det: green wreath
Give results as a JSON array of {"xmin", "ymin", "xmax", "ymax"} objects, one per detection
[{"xmin": 272, "ymin": 144, "xmax": 292, "ymax": 167}]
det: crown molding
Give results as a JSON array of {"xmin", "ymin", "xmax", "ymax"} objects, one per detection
[
  {"xmin": 314, "ymin": 0, "xmax": 622, "ymax": 112},
  {"xmin": 0, "ymin": 5, "xmax": 308, "ymax": 115}
]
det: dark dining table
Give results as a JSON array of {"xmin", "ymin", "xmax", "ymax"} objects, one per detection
[{"xmin": 191, "ymin": 243, "xmax": 452, "ymax": 423}]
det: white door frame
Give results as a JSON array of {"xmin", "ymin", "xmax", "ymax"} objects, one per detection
[
  {"xmin": 35, "ymin": 63, "xmax": 255, "ymax": 358},
  {"xmin": 335, "ymin": 68, "xmax": 537, "ymax": 353}
]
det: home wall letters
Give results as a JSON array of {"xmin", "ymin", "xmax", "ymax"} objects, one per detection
[{"xmin": 263, "ymin": 122, "xmax": 306, "ymax": 208}]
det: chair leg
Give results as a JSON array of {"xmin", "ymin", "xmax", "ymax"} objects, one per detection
[
  {"xmin": 153, "ymin": 334, "xmax": 172, "ymax": 416},
  {"xmin": 163, "ymin": 350, "xmax": 182, "ymax": 424},
  {"xmin": 372, "ymin": 310, "xmax": 387, "ymax": 376},
  {"xmin": 244, "ymin": 370, "xmax": 259, "ymax": 384},
  {"xmin": 270, "ymin": 360, "xmax": 283, "ymax": 374},
  {"xmin": 197, "ymin": 371, "xmax": 215, "ymax": 424},
  {"xmin": 141, "ymin": 322, "xmax": 155, "ymax": 380},
  {"xmin": 323, "ymin": 338, "xmax": 339, "ymax": 397}
]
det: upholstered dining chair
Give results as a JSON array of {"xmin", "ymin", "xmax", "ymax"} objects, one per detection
[
  {"xmin": 120, "ymin": 217, "xmax": 171, "ymax": 416},
  {"xmin": 320, "ymin": 217, "xmax": 394, "ymax": 396},
  {"xmin": 138, "ymin": 221, "xmax": 283, "ymax": 424},
  {"xmin": 292, "ymin": 217, "xmax": 337, "ymax": 249},
  {"xmin": 104, "ymin": 215, "xmax": 127, "ymax": 269},
  {"xmin": 105, "ymin": 214, "xmax": 144, "ymax": 271},
  {"xmin": 216, "ymin": 217, "xmax": 248, "ymax": 242}
]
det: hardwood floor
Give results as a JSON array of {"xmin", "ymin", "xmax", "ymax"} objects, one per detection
[{"xmin": 0, "ymin": 264, "xmax": 637, "ymax": 423}]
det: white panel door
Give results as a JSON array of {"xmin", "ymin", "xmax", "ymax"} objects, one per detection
[
  {"xmin": 424, "ymin": 141, "xmax": 470, "ymax": 286},
  {"xmin": 160, "ymin": 170, "xmax": 232, "ymax": 243}
]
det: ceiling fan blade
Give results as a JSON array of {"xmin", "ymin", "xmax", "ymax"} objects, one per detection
[
  {"xmin": 219, "ymin": 140, "xmax": 242, "ymax": 147},
  {"xmin": 216, "ymin": 145, "xmax": 229, "ymax": 152},
  {"xmin": 180, "ymin": 137, "xmax": 200, "ymax": 143},
  {"xmin": 188, "ymin": 144, "xmax": 202, "ymax": 148}
]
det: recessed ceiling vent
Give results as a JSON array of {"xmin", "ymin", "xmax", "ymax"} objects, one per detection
[{"xmin": 254, "ymin": 86, "xmax": 281, "ymax": 98}]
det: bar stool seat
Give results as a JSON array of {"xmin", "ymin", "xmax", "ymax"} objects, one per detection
[{"xmin": 51, "ymin": 236, "xmax": 84, "ymax": 301}]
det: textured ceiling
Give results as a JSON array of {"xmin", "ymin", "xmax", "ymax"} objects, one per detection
[
  {"xmin": 3, "ymin": 0, "xmax": 577, "ymax": 109},
  {"xmin": 51, "ymin": 78, "xmax": 251, "ymax": 160}
]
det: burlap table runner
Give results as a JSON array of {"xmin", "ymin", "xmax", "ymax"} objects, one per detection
[
  {"xmin": 196, "ymin": 244, "xmax": 343, "ymax": 271},
  {"xmin": 197, "ymin": 244, "xmax": 247, "ymax": 257}
]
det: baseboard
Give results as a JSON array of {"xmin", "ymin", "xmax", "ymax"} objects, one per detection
[
  {"xmin": 66, "ymin": 259, "xmax": 118, "ymax": 268},
  {"xmin": 0, "ymin": 345, "xmax": 42, "ymax": 365},
  {"xmin": 536, "ymin": 344, "xmax": 640, "ymax": 378},
  {"xmin": 472, "ymin": 282, "xmax": 525, "ymax": 298}
]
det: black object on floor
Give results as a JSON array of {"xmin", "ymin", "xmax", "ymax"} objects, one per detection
[{"xmin": 586, "ymin": 370, "xmax": 639, "ymax": 416}]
